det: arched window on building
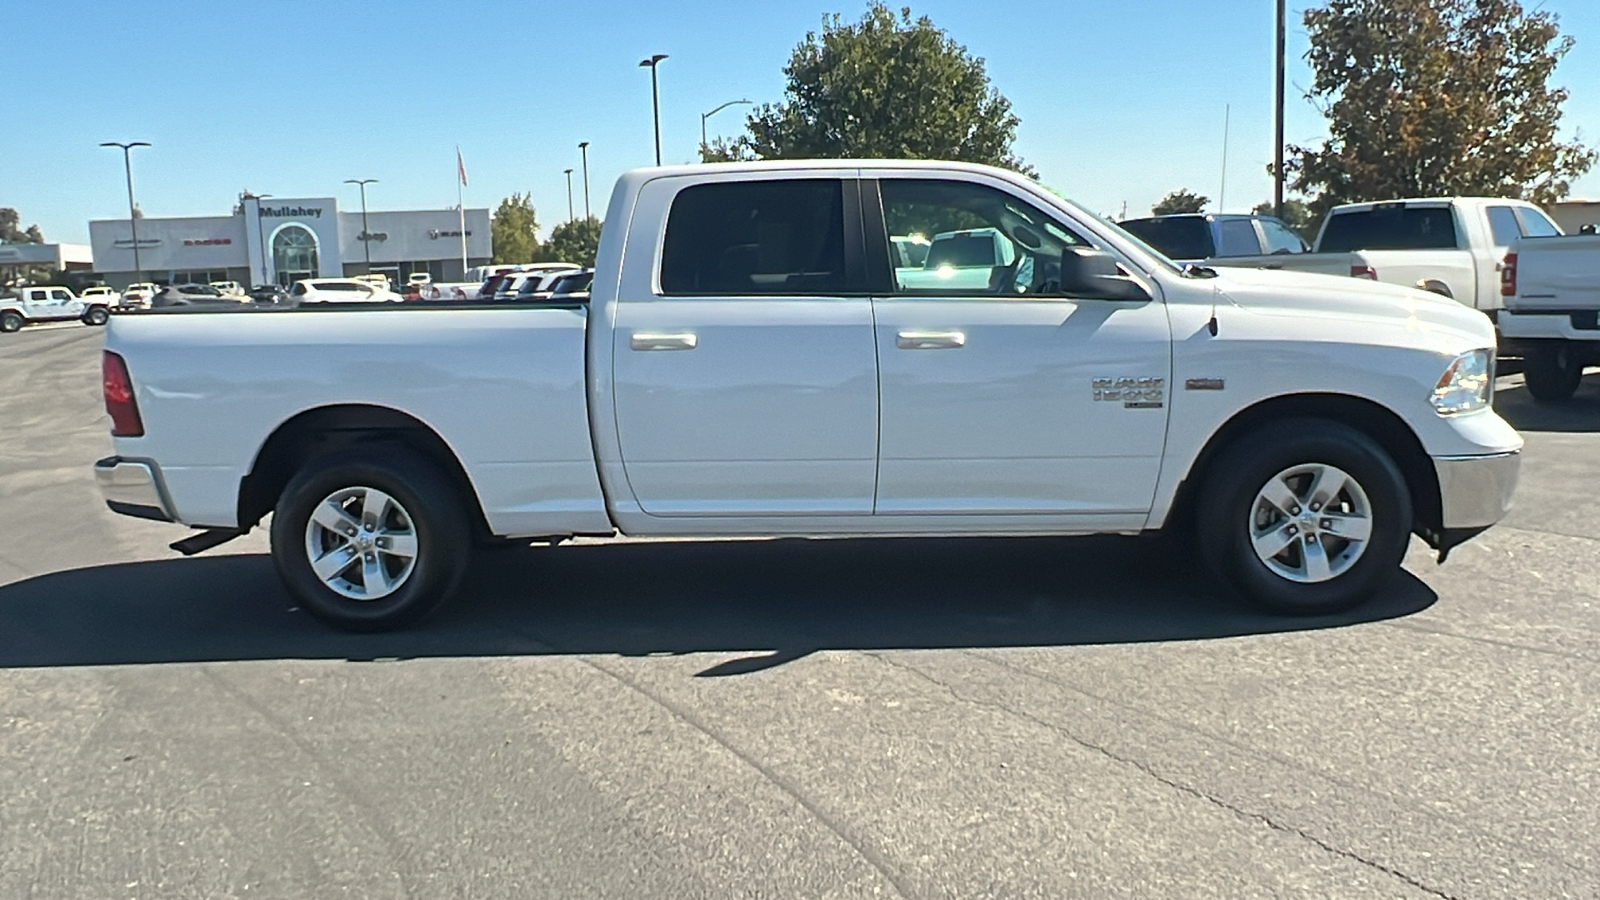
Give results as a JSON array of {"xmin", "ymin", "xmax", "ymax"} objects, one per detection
[{"xmin": 272, "ymin": 224, "xmax": 319, "ymax": 284}]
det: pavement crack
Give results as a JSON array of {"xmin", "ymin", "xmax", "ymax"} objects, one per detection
[{"xmin": 869, "ymin": 653, "xmax": 1464, "ymax": 900}]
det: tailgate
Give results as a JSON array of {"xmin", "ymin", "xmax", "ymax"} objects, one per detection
[{"xmin": 1510, "ymin": 236, "xmax": 1600, "ymax": 311}]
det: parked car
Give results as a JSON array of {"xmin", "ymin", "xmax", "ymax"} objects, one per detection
[
  {"xmin": 96, "ymin": 160, "xmax": 1520, "ymax": 632},
  {"xmin": 353, "ymin": 273, "xmax": 393, "ymax": 292},
  {"xmin": 512, "ymin": 269, "xmax": 582, "ymax": 301},
  {"xmin": 1497, "ymin": 229, "xmax": 1600, "ymax": 400},
  {"xmin": 1119, "ymin": 213, "xmax": 1308, "ymax": 263},
  {"xmin": 1, "ymin": 286, "xmax": 112, "ymax": 332},
  {"xmin": 546, "ymin": 270, "xmax": 594, "ymax": 302},
  {"xmin": 81, "ymin": 285, "xmax": 123, "ymax": 307},
  {"xmin": 289, "ymin": 278, "xmax": 403, "ymax": 304},
  {"xmin": 210, "ymin": 281, "xmax": 247, "ymax": 297},
  {"xmin": 150, "ymin": 284, "xmax": 244, "ymax": 308},
  {"xmin": 1206, "ymin": 198, "xmax": 1566, "ymax": 320},
  {"xmin": 123, "ymin": 283, "xmax": 160, "ymax": 307},
  {"xmin": 407, "ymin": 273, "xmax": 432, "ymax": 286},
  {"xmin": 248, "ymin": 284, "xmax": 292, "ymax": 305}
]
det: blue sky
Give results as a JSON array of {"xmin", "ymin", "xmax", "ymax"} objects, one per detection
[{"xmin": 4, "ymin": 0, "xmax": 1599, "ymax": 245}]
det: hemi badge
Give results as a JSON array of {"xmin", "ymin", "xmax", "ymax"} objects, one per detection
[{"xmin": 1185, "ymin": 378, "xmax": 1226, "ymax": 391}]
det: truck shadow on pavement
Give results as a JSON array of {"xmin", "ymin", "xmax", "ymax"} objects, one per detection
[
  {"xmin": 0, "ymin": 534, "xmax": 1437, "ymax": 672},
  {"xmin": 1494, "ymin": 375, "xmax": 1600, "ymax": 433}
]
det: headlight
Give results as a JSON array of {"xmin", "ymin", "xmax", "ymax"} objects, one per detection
[{"xmin": 1432, "ymin": 350, "xmax": 1494, "ymax": 415}]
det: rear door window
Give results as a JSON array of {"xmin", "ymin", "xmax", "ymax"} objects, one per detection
[
  {"xmin": 1215, "ymin": 220, "xmax": 1262, "ymax": 256},
  {"xmin": 1319, "ymin": 206, "xmax": 1460, "ymax": 252},
  {"xmin": 660, "ymin": 179, "xmax": 847, "ymax": 296},
  {"xmin": 1485, "ymin": 206, "xmax": 1523, "ymax": 246}
]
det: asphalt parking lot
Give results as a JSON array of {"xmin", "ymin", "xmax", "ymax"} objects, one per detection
[{"xmin": 2, "ymin": 325, "xmax": 1598, "ymax": 899}]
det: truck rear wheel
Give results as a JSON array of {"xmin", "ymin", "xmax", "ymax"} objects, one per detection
[
  {"xmin": 1523, "ymin": 343, "xmax": 1584, "ymax": 402},
  {"xmin": 0, "ymin": 312, "xmax": 22, "ymax": 333},
  {"xmin": 270, "ymin": 447, "xmax": 471, "ymax": 631},
  {"xmin": 1196, "ymin": 419, "xmax": 1412, "ymax": 616}
]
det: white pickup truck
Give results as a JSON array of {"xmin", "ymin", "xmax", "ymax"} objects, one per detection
[
  {"xmin": 1, "ymin": 286, "xmax": 113, "ymax": 333},
  {"xmin": 1209, "ymin": 197, "xmax": 1565, "ymax": 319},
  {"xmin": 1498, "ymin": 232, "xmax": 1600, "ymax": 400},
  {"xmin": 94, "ymin": 161, "xmax": 1522, "ymax": 631}
]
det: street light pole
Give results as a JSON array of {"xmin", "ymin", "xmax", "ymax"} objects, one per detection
[
  {"xmin": 242, "ymin": 191, "xmax": 272, "ymax": 285},
  {"xmin": 100, "ymin": 141, "xmax": 150, "ymax": 284},
  {"xmin": 344, "ymin": 178, "xmax": 378, "ymax": 274},
  {"xmin": 564, "ymin": 169, "xmax": 575, "ymax": 222},
  {"xmin": 639, "ymin": 54, "xmax": 668, "ymax": 165},
  {"xmin": 1274, "ymin": 0, "xmax": 1286, "ymax": 219},
  {"xmin": 578, "ymin": 141, "xmax": 591, "ymax": 219},
  {"xmin": 701, "ymin": 98, "xmax": 752, "ymax": 152}
]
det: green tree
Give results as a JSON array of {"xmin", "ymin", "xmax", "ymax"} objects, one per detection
[
  {"xmin": 491, "ymin": 193, "xmax": 540, "ymax": 264},
  {"xmin": 542, "ymin": 217, "xmax": 603, "ymax": 268},
  {"xmin": 0, "ymin": 208, "xmax": 44, "ymax": 243},
  {"xmin": 725, "ymin": 3, "xmax": 1031, "ymax": 172},
  {"xmin": 1252, "ymin": 199, "xmax": 1319, "ymax": 240},
  {"xmin": 1152, "ymin": 190, "xmax": 1208, "ymax": 216},
  {"xmin": 1289, "ymin": 0, "xmax": 1595, "ymax": 207}
]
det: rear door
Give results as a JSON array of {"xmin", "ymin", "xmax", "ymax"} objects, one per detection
[
  {"xmin": 865, "ymin": 173, "xmax": 1172, "ymax": 520},
  {"xmin": 610, "ymin": 173, "xmax": 880, "ymax": 517}
]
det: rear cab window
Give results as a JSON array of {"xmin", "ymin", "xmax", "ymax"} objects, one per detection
[
  {"xmin": 660, "ymin": 179, "xmax": 847, "ymax": 296},
  {"xmin": 1319, "ymin": 205, "xmax": 1460, "ymax": 252}
]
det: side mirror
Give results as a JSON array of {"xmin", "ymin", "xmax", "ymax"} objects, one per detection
[{"xmin": 1058, "ymin": 248, "xmax": 1151, "ymax": 302}]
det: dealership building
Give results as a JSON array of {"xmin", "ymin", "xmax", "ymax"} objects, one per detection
[{"xmin": 89, "ymin": 196, "xmax": 492, "ymax": 289}]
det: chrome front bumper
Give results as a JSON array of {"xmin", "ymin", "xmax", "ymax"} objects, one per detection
[
  {"xmin": 94, "ymin": 456, "xmax": 176, "ymax": 522},
  {"xmin": 1434, "ymin": 451, "xmax": 1521, "ymax": 530}
]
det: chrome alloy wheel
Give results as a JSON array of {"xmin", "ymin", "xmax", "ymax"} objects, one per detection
[
  {"xmin": 303, "ymin": 486, "xmax": 419, "ymax": 601},
  {"xmin": 1247, "ymin": 463, "xmax": 1373, "ymax": 585}
]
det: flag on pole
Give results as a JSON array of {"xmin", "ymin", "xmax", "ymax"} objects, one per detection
[{"xmin": 457, "ymin": 146, "xmax": 469, "ymax": 187}]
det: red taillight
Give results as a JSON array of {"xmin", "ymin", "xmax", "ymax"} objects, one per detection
[
  {"xmin": 1351, "ymin": 265, "xmax": 1379, "ymax": 280},
  {"xmin": 1501, "ymin": 252, "xmax": 1518, "ymax": 297},
  {"xmin": 102, "ymin": 351, "xmax": 144, "ymax": 437}
]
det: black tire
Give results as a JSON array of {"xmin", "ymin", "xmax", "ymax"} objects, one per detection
[
  {"xmin": 1524, "ymin": 343, "xmax": 1583, "ymax": 402},
  {"xmin": 0, "ymin": 311, "xmax": 22, "ymax": 333},
  {"xmin": 270, "ymin": 447, "xmax": 472, "ymax": 631},
  {"xmin": 83, "ymin": 306, "xmax": 110, "ymax": 326},
  {"xmin": 1196, "ymin": 419, "xmax": 1412, "ymax": 616}
]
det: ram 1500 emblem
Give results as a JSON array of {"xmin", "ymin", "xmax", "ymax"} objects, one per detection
[{"xmin": 1093, "ymin": 377, "xmax": 1165, "ymax": 409}]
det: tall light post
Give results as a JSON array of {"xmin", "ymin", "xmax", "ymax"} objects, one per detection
[
  {"xmin": 577, "ymin": 141, "xmax": 591, "ymax": 219},
  {"xmin": 701, "ymin": 98, "xmax": 751, "ymax": 152},
  {"xmin": 100, "ymin": 141, "xmax": 150, "ymax": 284},
  {"xmin": 1274, "ymin": 0, "xmax": 1286, "ymax": 219},
  {"xmin": 343, "ymin": 178, "xmax": 378, "ymax": 273},
  {"xmin": 242, "ymin": 191, "xmax": 272, "ymax": 285},
  {"xmin": 639, "ymin": 54, "xmax": 668, "ymax": 165},
  {"xmin": 564, "ymin": 169, "xmax": 575, "ymax": 222}
]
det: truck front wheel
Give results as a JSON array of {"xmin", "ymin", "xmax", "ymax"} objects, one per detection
[
  {"xmin": 1523, "ymin": 343, "xmax": 1584, "ymax": 402},
  {"xmin": 1196, "ymin": 419, "xmax": 1412, "ymax": 616},
  {"xmin": 270, "ymin": 447, "xmax": 471, "ymax": 631}
]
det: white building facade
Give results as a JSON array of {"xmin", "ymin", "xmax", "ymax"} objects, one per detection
[{"xmin": 90, "ymin": 196, "xmax": 491, "ymax": 289}]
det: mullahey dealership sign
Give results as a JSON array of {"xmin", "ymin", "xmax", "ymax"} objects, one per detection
[{"xmin": 259, "ymin": 205, "xmax": 324, "ymax": 218}]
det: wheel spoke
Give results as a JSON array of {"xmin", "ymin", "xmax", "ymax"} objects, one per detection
[
  {"xmin": 379, "ymin": 531, "xmax": 418, "ymax": 559},
  {"xmin": 1257, "ymin": 477, "xmax": 1302, "ymax": 516},
  {"xmin": 1305, "ymin": 465, "xmax": 1349, "ymax": 510},
  {"xmin": 362, "ymin": 552, "xmax": 393, "ymax": 595},
  {"xmin": 1252, "ymin": 526, "xmax": 1298, "ymax": 561},
  {"xmin": 1302, "ymin": 539, "xmax": 1334, "ymax": 582},
  {"xmin": 311, "ymin": 500, "xmax": 361, "ymax": 537},
  {"xmin": 1320, "ymin": 512, "xmax": 1371, "ymax": 543},
  {"xmin": 361, "ymin": 489, "xmax": 396, "ymax": 529},
  {"xmin": 311, "ymin": 544, "xmax": 358, "ymax": 583}
]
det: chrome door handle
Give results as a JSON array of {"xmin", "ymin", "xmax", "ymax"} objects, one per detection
[
  {"xmin": 630, "ymin": 332, "xmax": 699, "ymax": 351},
  {"xmin": 896, "ymin": 330, "xmax": 966, "ymax": 350}
]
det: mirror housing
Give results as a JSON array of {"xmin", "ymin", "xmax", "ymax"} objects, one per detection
[{"xmin": 1058, "ymin": 248, "xmax": 1151, "ymax": 302}]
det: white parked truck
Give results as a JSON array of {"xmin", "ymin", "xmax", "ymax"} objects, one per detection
[
  {"xmin": 95, "ymin": 161, "xmax": 1521, "ymax": 631},
  {"xmin": 1497, "ymin": 231, "xmax": 1600, "ymax": 400},
  {"xmin": 1, "ymin": 286, "xmax": 112, "ymax": 333},
  {"xmin": 1209, "ymin": 197, "xmax": 1565, "ymax": 318}
]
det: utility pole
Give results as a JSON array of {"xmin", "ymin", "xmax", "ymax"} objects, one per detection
[
  {"xmin": 1220, "ymin": 104, "xmax": 1231, "ymax": 213},
  {"xmin": 639, "ymin": 54, "xmax": 668, "ymax": 165},
  {"xmin": 1274, "ymin": 0, "xmax": 1287, "ymax": 219},
  {"xmin": 100, "ymin": 141, "xmax": 150, "ymax": 284},
  {"xmin": 344, "ymin": 178, "xmax": 378, "ymax": 273},
  {"xmin": 564, "ymin": 169, "xmax": 575, "ymax": 222},
  {"xmin": 578, "ymin": 142, "xmax": 591, "ymax": 219}
]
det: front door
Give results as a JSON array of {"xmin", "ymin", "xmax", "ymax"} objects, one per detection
[
  {"xmin": 611, "ymin": 175, "xmax": 879, "ymax": 517},
  {"xmin": 866, "ymin": 175, "xmax": 1173, "ymax": 519}
]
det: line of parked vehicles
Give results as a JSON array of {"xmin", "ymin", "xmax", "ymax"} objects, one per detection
[{"xmin": 1118, "ymin": 197, "xmax": 1600, "ymax": 400}]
